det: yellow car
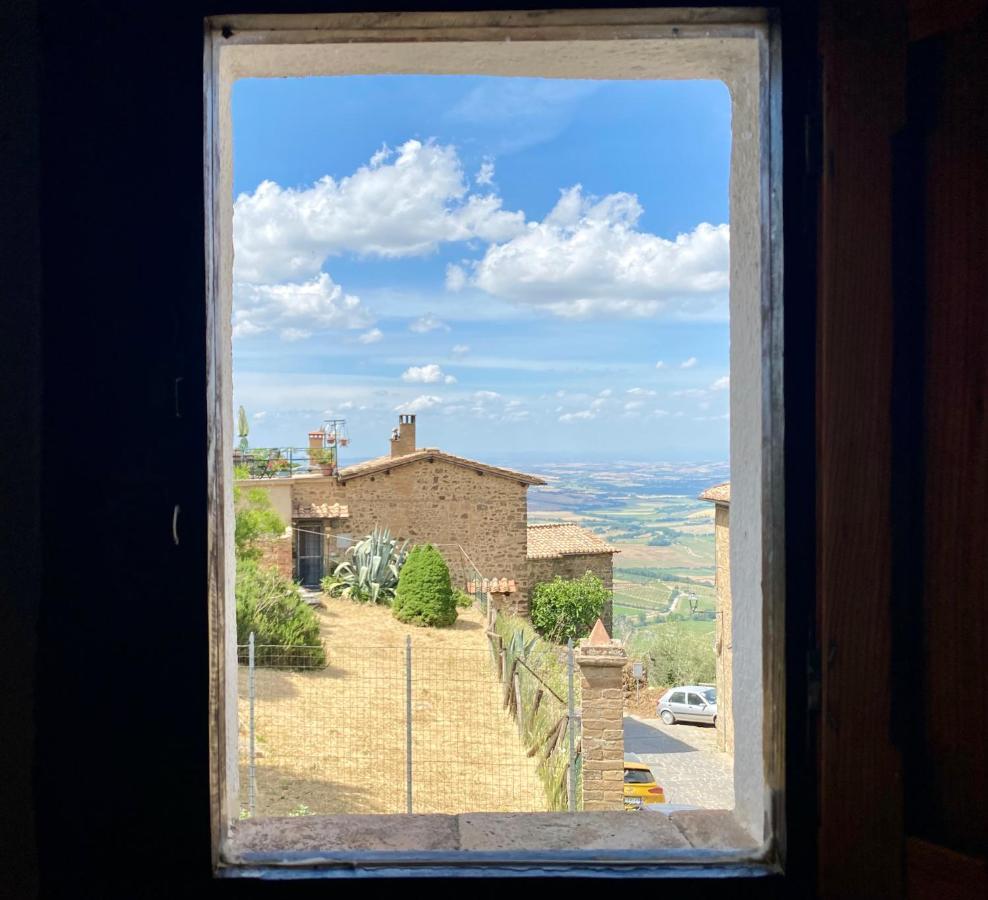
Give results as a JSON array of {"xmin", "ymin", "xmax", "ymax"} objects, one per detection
[{"xmin": 623, "ymin": 761, "xmax": 666, "ymax": 810}]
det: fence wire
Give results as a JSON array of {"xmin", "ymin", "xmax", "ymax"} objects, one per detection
[{"xmin": 237, "ymin": 624, "xmax": 579, "ymax": 818}]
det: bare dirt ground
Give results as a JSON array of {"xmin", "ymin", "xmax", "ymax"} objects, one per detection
[
  {"xmin": 238, "ymin": 599, "xmax": 547, "ymax": 816},
  {"xmin": 623, "ymin": 685, "xmax": 669, "ymax": 717}
]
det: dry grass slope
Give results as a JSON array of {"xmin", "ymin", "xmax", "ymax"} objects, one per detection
[{"xmin": 238, "ymin": 601, "xmax": 547, "ymax": 815}]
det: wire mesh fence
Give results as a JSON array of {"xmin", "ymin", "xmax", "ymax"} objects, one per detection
[{"xmin": 237, "ymin": 619, "xmax": 581, "ymax": 818}]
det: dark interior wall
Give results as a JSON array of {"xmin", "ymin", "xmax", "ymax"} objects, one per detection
[
  {"xmin": 0, "ymin": 1, "xmax": 41, "ymax": 896},
  {"xmin": 1, "ymin": 1, "xmax": 984, "ymax": 896}
]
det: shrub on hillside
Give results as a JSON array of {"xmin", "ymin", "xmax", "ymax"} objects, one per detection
[
  {"xmin": 236, "ymin": 558, "xmax": 326, "ymax": 667},
  {"xmin": 530, "ymin": 571, "xmax": 609, "ymax": 645},
  {"xmin": 454, "ymin": 588, "xmax": 475, "ymax": 609},
  {"xmin": 392, "ymin": 544, "xmax": 457, "ymax": 628},
  {"xmin": 626, "ymin": 624, "xmax": 715, "ymax": 688}
]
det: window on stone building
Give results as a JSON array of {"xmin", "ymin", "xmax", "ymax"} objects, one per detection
[{"xmin": 207, "ymin": 8, "xmax": 782, "ymax": 879}]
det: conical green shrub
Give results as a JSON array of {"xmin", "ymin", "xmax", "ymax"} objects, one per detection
[{"xmin": 392, "ymin": 544, "xmax": 457, "ymax": 628}]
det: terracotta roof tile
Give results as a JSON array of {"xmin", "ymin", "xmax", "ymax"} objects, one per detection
[
  {"xmin": 466, "ymin": 578, "xmax": 517, "ymax": 594},
  {"xmin": 698, "ymin": 481, "xmax": 731, "ymax": 504},
  {"xmin": 526, "ymin": 523, "xmax": 619, "ymax": 559},
  {"xmin": 338, "ymin": 449, "xmax": 546, "ymax": 485}
]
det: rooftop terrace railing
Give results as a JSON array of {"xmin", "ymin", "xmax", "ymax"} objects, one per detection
[{"xmin": 233, "ymin": 447, "xmax": 342, "ymax": 479}]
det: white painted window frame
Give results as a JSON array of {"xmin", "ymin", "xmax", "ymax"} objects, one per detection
[{"xmin": 204, "ymin": 7, "xmax": 784, "ymax": 877}]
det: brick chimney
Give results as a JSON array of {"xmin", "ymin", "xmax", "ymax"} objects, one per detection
[{"xmin": 391, "ymin": 414, "xmax": 416, "ymax": 458}]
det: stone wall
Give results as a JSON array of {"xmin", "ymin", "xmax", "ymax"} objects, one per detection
[
  {"xmin": 713, "ymin": 503, "xmax": 734, "ymax": 754},
  {"xmin": 290, "ymin": 459, "xmax": 530, "ymax": 595},
  {"xmin": 527, "ymin": 552, "xmax": 615, "ymax": 633},
  {"xmin": 255, "ymin": 533, "xmax": 292, "ymax": 580},
  {"xmin": 576, "ymin": 628, "xmax": 627, "ymax": 811}
]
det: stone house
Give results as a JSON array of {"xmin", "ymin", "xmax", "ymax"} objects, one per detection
[
  {"xmin": 699, "ymin": 481, "xmax": 733, "ymax": 754},
  {"xmin": 242, "ymin": 414, "xmax": 617, "ymax": 626}
]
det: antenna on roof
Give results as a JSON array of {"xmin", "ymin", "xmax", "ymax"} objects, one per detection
[{"xmin": 308, "ymin": 418, "xmax": 349, "ymax": 475}]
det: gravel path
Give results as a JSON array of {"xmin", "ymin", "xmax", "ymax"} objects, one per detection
[{"xmin": 623, "ymin": 715, "xmax": 734, "ymax": 809}]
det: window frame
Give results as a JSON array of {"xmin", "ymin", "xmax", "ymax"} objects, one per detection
[{"xmin": 204, "ymin": 6, "xmax": 786, "ymax": 880}]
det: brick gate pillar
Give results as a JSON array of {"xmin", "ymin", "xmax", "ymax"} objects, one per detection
[{"xmin": 576, "ymin": 619, "xmax": 627, "ymax": 811}]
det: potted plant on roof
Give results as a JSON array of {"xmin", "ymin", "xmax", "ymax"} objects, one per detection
[
  {"xmin": 310, "ymin": 446, "xmax": 336, "ymax": 476},
  {"xmin": 253, "ymin": 448, "xmax": 290, "ymax": 478}
]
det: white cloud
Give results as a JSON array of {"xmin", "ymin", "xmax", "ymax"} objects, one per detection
[
  {"xmin": 280, "ymin": 328, "xmax": 311, "ymax": 341},
  {"xmin": 462, "ymin": 185, "xmax": 729, "ymax": 318},
  {"xmin": 475, "ymin": 159, "xmax": 495, "ymax": 186},
  {"xmin": 232, "ymin": 320, "xmax": 265, "ymax": 339},
  {"xmin": 451, "ymin": 344, "xmax": 470, "ymax": 355},
  {"xmin": 655, "ymin": 360, "xmax": 666, "ymax": 369},
  {"xmin": 681, "ymin": 357, "xmax": 699, "ymax": 368},
  {"xmin": 448, "ymin": 80, "xmax": 601, "ymax": 155},
  {"xmin": 598, "ymin": 388, "xmax": 613, "ymax": 397},
  {"xmin": 710, "ymin": 375, "xmax": 730, "ymax": 391},
  {"xmin": 445, "ymin": 263, "xmax": 468, "ymax": 292},
  {"xmin": 627, "ymin": 387, "xmax": 656, "ymax": 396},
  {"xmin": 232, "ymin": 273, "xmax": 373, "ymax": 341},
  {"xmin": 624, "ymin": 400, "xmax": 644, "ymax": 411},
  {"xmin": 409, "ymin": 313, "xmax": 450, "ymax": 334},
  {"xmin": 233, "ymin": 139, "xmax": 526, "ymax": 284},
  {"xmin": 358, "ymin": 328, "xmax": 383, "ymax": 344},
  {"xmin": 395, "ymin": 395, "xmax": 443, "ymax": 414},
  {"xmin": 559, "ymin": 409, "xmax": 596, "ymax": 423},
  {"xmin": 252, "ymin": 411, "xmax": 267, "ymax": 421},
  {"xmin": 473, "ymin": 390, "xmax": 501, "ymax": 401},
  {"xmin": 401, "ymin": 364, "xmax": 456, "ymax": 384},
  {"xmin": 672, "ymin": 388, "xmax": 708, "ymax": 398}
]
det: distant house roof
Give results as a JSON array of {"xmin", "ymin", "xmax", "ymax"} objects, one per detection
[
  {"xmin": 526, "ymin": 523, "xmax": 619, "ymax": 560},
  {"xmin": 293, "ymin": 502, "xmax": 349, "ymax": 520},
  {"xmin": 337, "ymin": 449, "xmax": 546, "ymax": 486},
  {"xmin": 699, "ymin": 482, "xmax": 731, "ymax": 504}
]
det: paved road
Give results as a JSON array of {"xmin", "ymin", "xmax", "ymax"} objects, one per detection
[{"xmin": 623, "ymin": 715, "xmax": 734, "ymax": 809}]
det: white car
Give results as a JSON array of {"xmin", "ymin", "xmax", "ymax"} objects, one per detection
[{"xmin": 656, "ymin": 685, "xmax": 717, "ymax": 725}]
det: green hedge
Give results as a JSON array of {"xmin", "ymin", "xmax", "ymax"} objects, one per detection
[
  {"xmin": 236, "ymin": 558, "xmax": 326, "ymax": 667},
  {"xmin": 530, "ymin": 572, "xmax": 608, "ymax": 644},
  {"xmin": 392, "ymin": 544, "xmax": 457, "ymax": 628}
]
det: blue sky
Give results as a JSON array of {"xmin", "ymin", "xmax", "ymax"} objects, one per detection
[{"xmin": 232, "ymin": 75, "xmax": 731, "ymax": 463}]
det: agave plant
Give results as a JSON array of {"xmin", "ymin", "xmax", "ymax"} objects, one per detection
[{"xmin": 325, "ymin": 526, "xmax": 409, "ymax": 604}]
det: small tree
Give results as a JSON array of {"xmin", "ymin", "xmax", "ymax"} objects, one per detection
[
  {"xmin": 234, "ymin": 484, "xmax": 285, "ymax": 561},
  {"xmin": 392, "ymin": 544, "xmax": 457, "ymax": 627},
  {"xmin": 530, "ymin": 571, "xmax": 609, "ymax": 645},
  {"xmin": 231, "ymin": 481, "xmax": 319, "ymax": 664}
]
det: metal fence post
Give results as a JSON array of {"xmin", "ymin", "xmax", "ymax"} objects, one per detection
[
  {"xmin": 248, "ymin": 631, "xmax": 256, "ymax": 818},
  {"xmin": 405, "ymin": 634, "xmax": 413, "ymax": 814},
  {"xmin": 567, "ymin": 637, "xmax": 576, "ymax": 813}
]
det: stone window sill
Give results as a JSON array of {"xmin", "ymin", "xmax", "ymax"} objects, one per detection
[{"xmin": 221, "ymin": 810, "xmax": 765, "ymax": 876}]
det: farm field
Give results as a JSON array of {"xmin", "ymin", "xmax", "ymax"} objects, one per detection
[{"xmin": 520, "ymin": 458, "xmax": 725, "ymax": 644}]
